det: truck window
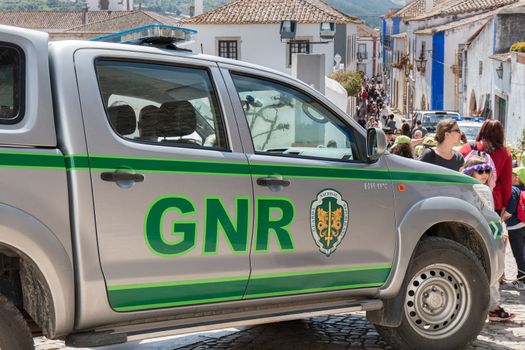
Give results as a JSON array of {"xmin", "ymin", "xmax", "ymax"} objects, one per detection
[
  {"xmin": 230, "ymin": 73, "xmax": 360, "ymax": 161},
  {"xmin": 95, "ymin": 60, "xmax": 227, "ymax": 150},
  {"xmin": 0, "ymin": 44, "xmax": 23, "ymax": 124}
]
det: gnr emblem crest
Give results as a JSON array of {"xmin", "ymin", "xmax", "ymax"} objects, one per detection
[{"xmin": 310, "ymin": 189, "xmax": 349, "ymax": 256}]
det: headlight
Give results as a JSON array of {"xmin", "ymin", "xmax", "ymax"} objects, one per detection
[{"xmin": 473, "ymin": 184, "xmax": 494, "ymax": 211}]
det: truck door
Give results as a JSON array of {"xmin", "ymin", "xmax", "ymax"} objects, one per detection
[
  {"xmin": 223, "ymin": 69, "xmax": 396, "ymax": 299},
  {"xmin": 75, "ymin": 51, "xmax": 253, "ymax": 312}
]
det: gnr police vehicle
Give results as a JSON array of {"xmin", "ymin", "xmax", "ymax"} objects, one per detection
[{"xmin": 0, "ymin": 24, "xmax": 505, "ymax": 349}]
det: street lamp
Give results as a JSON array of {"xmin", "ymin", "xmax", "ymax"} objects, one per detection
[
  {"xmin": 496, "ymin": 62, "xmax": 504, "ymax": 79},
  {"xmin": 415, "ymin": 55, "xmax": 426, "ymax": 74}
]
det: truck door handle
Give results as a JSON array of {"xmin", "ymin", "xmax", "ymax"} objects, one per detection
[
  {"xmin": 101, "ymin": 172, "xmax": 144, "ymax": 183},
  {"xmin": 256, "ymin": 177, "xmax": 290, "ymax": 187}
]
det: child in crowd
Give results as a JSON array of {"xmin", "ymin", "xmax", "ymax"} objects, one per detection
[
  {"xmin": 389, "ymin": 135, "xmax": 413, "ymax": 159},
  {"xmin": 462, "ymin": 156, "xmax": 516, "ymax": 321},
  {"xmin": 504, "ymin": 167, "xmax": 525, "ymax": 291},
  {"xmin": 414, "ymin": 134, "xmax": 436, "ymax": 158}
]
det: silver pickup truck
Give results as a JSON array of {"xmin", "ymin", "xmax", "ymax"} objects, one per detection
[{"xmin": 0, "ymin": 24, "xmax": 505, "ymax": 350}]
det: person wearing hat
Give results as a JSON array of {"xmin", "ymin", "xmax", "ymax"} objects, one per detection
[
  {"xmin": 504, "ymin": 166, "xmax": 525, "ymax": 291},
  {"xmin": 389, "ymin": 135, "xmax": 413, "ymax": 159},
  {"xmin": 414, "ymin": 134, "xmax": 436, "ymax": 158}
]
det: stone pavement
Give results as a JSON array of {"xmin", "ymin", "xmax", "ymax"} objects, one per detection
[{"xmin": 35, "ymin": 245, "xmax": 525, "ymax": 350}]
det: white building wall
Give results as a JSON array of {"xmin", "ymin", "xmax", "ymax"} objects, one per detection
[
  {"xmin": 506, "ymin": 55, "xmax": 525, "ymax": 146},
  {"xmin": 441, "ymin": 20, "xmax": 487, "ymax": 111},
  {"xmin": 185, "ymin": 24, "xmax": 342, "ymax": 76},
  {"xmin": 414, "ymin": 34, "xmax": 432, "ymax": 111},
  {"xmin": 346, "ymin": 24, "xmax": 358, "ymax": 72},
  {"xmin": 463, "ymin": 20, "xmax": 494, "ymax": 117},
  {"xmin": 86, "ymin": 0, "xmax": 133, "ymax": 11},
  {"xmin": 356, "ymin": 37, "xmax": 375, "ymax": 77},
  {"xmin": 391, "ymin": 36, "xmax": 406, "ymax": 111}
]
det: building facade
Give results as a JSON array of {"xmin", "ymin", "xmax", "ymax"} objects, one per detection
[
  {"xmin": 462, "ymin": 7, "xmax": 525, "ymax": 145},
  {"xmin": 86, "ymin": 0, "xmax": 134, "ymax": 11},
  {"xmin": 179, "ymin": 0, "xmax": 360, "ymax": 76},
  {"xmin": 382, "ymin": 0, "xmax": 520, "ymax": 116},
  {"xmin": 356, "ymin": 24, "xmax": 382, "ymax": 79}
]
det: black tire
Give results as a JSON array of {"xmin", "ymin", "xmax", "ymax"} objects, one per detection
[
  {"xmin": 374, "ymin": 237, "xmax": 489, "ymax": 350},
  {"xmin": 0, "ymin": 294, "xmax": 34, "ymax": 350}
]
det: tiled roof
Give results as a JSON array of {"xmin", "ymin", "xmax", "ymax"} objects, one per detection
[
  {"xmin": 414, "ymin": 11, "xmax": 493, "ymax": 34},
  {"xmin": 391, "ymin": 0, "xmax": 450, "ymax": 18},
  {"xmin": 490, "ymin": 52, "xmax": 525, "ymax": 64},
  {"xmin": 0, "ymin": 10, "xmax": 131, "ymax": 31},
  {"xmin": 179, "ymin": 0, "xmax": 358, "ymax": 25},
  {"xmin": 440, "ymin": 0, "xmax": 519, "ymax": 16},
  {"xmin": 411, "ymin": 0, "xmax": 519, "ymax": 20},
  {"xmin": 357, "ymin": 24, "xmax": 379, "ymax": 38},
  {"xmin": 490, "ymin": 53, "xmax": 512, "ymax": 61},
  {"xmin": 66, "ymin": 11, "xmax": 179, "ymax": 32}
]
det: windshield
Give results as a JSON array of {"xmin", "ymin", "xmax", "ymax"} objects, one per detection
[
  {"xmin": 460, "ymin": 125, "xmax": 481, "ymax": 141},
  {"xmin": 422, "ymin": 113, "xmax": 458, "ymax": 131},
  {"xmin": 422, "ymin": 114, "xmax": 447, "ymax": 126}
]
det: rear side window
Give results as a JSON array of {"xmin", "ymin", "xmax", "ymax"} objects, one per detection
[
  {"xmin": 95, "ymin": 60, "xmax": 228, "ymax": 150},
  {"xmin": 0, "ymin": 44, "xmax": 24, "ymax": 124}
]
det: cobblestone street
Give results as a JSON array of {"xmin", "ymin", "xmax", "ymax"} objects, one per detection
[
  {"xmin": 172, "ymin": 245, "xmax": 525, "ymax": 350},
  {"xmin": 171, "ymin": 287, "xmax": 524, "ymax": 350},
  {"xmin": 36, "ymin": 246, "xmax": 525, "ymax": 350}
]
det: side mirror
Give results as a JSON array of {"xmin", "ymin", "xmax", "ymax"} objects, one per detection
[{"xmin": 366, "ymin": 128, "xmax": 387, "ymax": 162}]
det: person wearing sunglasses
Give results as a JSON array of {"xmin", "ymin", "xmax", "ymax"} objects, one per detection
[
  {"xmin": 460, "ymin": 119, "xmax": 512, "ymax": 221},
  {"xmin": 419, "ymin": 119, "xmax": 464, "ymax": 171},
  {"xmin": 462, "ymin": 156, "xmax": 493, "ymax": 184},
  {"xmin": 461, "ymin": 155, "xmax": 516, "ymax": 322}
]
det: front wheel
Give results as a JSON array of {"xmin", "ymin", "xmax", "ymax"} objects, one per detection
[{"xmin": 375, "ymin": 237, "xmax": 489, "ymax": 350}]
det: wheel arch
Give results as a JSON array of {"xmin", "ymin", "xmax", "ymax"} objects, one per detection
[
  {"xmin": 0, "ymin": 203, "xmax": 74, "ymax": 338},
  {"xmin": 367, "ymin": 196, "xmax": 499, "ymax": 327}
]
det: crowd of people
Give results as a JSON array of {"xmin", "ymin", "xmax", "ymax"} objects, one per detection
[
  {"xmin": 383, "ymin": 117, "xmax": 523, "ymax": 322},
  {"xmin": 355, "ymin": 80, "xmax": 523, "ymax": 322},
  {"xmin": 355, "ymin": 82, "xmax": 389, "ymax": 129}
]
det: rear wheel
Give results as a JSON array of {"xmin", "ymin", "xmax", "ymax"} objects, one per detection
[
  {"xmin": 0, "ymin": 294, "xmax": 34, "ymax": 350},
  {"xmin": 374, "ymin": 237, "xmax": 489, "ymax": 350}
]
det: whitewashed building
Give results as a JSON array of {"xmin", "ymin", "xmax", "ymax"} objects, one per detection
[
  {"xmin": 413, "ymin": 12, "xmax": 494, "ymax": 112},
  {"xmin": 462, "ymin": 4, "xmax": 525, "ymax": 145},
  {"xmin": 503, "ymin": 53, "xmax": 525, "ymax": 146},
  {"xmin": 86, "ymin": 0, "xmax": 133, "ymax": 11},
  {"xmin": 382, "ymin": 0, "xmax": 519, "ymax": 115},
  {"xmin": 356, "ymin": 24, "xmax": 382, "ymax": 79},
  {"xmin": 179, "ymin": 0, "xmax": 360, "ymax": 76}
]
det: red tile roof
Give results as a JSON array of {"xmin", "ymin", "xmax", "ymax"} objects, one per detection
[
  {"xmin": 0, "ymin": 10, "xmax": 131, "ymax": 31},
  {"xmin": 391, "ymin": 0, "xmax": 450, "ymax": 18},
  {"xmin": 412, "ymin": 0, "xmax": 519, "ymax": 20},
  {"xmin": 357, "ymin": 24, "xmax": 379, "ymax": 38},
  {"xmin": 414, "ymin": 11, "xmax": 493, "ymax": 35},
  {"xmin": 66, "ymin": 11, "xmax": 179, "ymax": 32},
  {"xmin": 180, "ymin": 0, "xmax": 358, "ymax": 25}
]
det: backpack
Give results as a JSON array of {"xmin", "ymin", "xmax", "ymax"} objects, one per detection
[
  {"xmin": 517, "ymin": 190, "xmax": 525, "ymax": 223},
  {"xmin": 464, "ymin": 142, "xmax": 497, "ymax": 190}
]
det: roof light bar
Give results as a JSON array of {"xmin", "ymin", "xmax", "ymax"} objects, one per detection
[{"xmin": 90, "ymin": 24, "xmax": 197, "ymax": 49}]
